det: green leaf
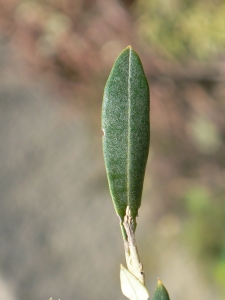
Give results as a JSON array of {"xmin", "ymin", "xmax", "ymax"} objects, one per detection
[
  {"xmin": 120, "ymin": 264, "xmax": 149, "ymax": 300},
  {"xmin": 102, "ymin": 46, "xmax": 150, "ymax": 232},
  {"xmin": 152, "ymin": 279, "xmax": 170, "ymax": 300}
]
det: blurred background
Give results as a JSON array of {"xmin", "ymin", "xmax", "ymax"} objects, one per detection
[{"xmin": 0, "ymin": 0, "xmax": 225, "ymax": 299}]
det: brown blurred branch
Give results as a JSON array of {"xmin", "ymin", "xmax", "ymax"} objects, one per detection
[{"xmin": 146, "ymin": 60, "xmax": 225, "ymax": 84}]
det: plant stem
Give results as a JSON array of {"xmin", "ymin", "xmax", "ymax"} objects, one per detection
[{"xmin": 123, "ymin": 206, "xmax": 145, "ymax": 284}]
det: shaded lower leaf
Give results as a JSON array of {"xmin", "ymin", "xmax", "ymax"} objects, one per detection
[
  {"xmin": 152, "ymin": 279, "xmax": 170, "ymax": 300},
  {"xmin": 120, "ymin": 264, "xmax": 149, "ymax": 300}
]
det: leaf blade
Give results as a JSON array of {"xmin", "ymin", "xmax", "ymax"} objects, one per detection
[
  {"xmin": 120, "ymin": 264, "xmax": 149, "ymax": 300},
  {"xmin": 102, "ymin": 46, "xmax": 150, "ymax": 225}
]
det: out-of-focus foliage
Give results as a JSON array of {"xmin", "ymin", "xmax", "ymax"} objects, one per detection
[
  {"xmin": 0, "ymin": 0, "xmax": 136, "ymax": 107},
  {"xmin": 135, "ymin": 0, "xmax": 225, "ymax": 60},
  {"xmin": 184, "ymin": 185, "xmax": 225, "ymax": 294},
  {"xmin": 188, "ymin": 116, "xmax": 222, "ymax": 154}
]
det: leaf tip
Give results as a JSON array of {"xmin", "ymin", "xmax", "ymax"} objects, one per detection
[
  {"xmin": 125, "ymin": 45, "xmax": 133, "ymax": 52},
  {"xmin": 153, "ymin": 278, "xmax": 170, "ymax": 300},
  {"xmin": 157, "ymin": 277, "xmax": 162, "ymax": 286}
]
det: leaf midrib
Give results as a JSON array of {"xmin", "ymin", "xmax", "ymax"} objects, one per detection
[{"xmin": 127, "ymin": 47, "xmax": 132, "ymax": 207}]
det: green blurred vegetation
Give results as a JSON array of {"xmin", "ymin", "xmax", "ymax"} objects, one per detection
[
  {"xmin": 135, "ymin": 0, "xmax": 225, "ymax": 60},
  {"xmin": 184, "ymin": 186, "xmax": 225, "ymax": 295}
]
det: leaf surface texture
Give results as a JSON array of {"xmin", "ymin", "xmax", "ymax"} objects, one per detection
[{"xmin": 102, "ymin": 46, "xmax": 150, "ymax": 223}]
